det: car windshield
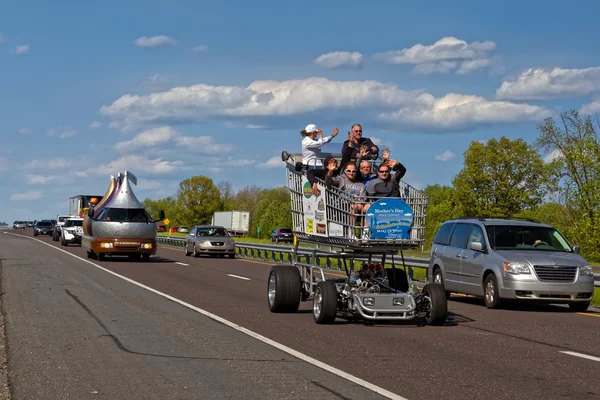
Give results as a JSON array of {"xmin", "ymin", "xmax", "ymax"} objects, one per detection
[
  {"xmin": 98, "ymin": 208, "xmax": 153, "ymax": 222},
  {"xmin": 35, "ymin": 221, "xmax": 52, "ymax": 227},
  {"xmin": 58, "ymin": 216, "xmax": 70, "ymax": 222},
  {"xmin": 196, "ymin": 227, "xmax": 228, "ymax": 237},
  {"xmin": 279, "ymin": 229, "xmax": 292, "ymax": 233},
  {"xmin": 485, "ymin": 224, "xmax": 572, "ymax": 252},
  {"xmin": 64, "ymin": 219, "xmax": 83, "ymax": 227}
]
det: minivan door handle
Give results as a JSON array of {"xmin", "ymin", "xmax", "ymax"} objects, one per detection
[{"xmin": 455, "ymin": 253, "xmax": 462, "ymax": 258}]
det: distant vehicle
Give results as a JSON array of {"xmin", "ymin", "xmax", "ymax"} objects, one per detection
[
  {"xmin": 157, "ymin": 225, "xmax": 167, "ymax": 232},
  {"xmin": 178, "ymin": 226, "xmax": 189, "ymax": 233},
  {"xmin": 270, "ymin": 228, "xmax": 294, "ymax": 243},
  {"xmin": 33, "ymin": 220, "xmax": 54, "ymax": 236},
  {"xmin": 184, "ymin": 225, "xmax": 236, "ymax": 258},
  {"xmin": 429, "ymin": 217, "xmax": 595, "ymax": 311},
  {"xmin": 52, "ymin": 215, "xmax": 72, "ymax": 241},
  {"xmin": 211, "ymin": 211, "xmax": 249, "ymax": 236},
  {"xmin": 170, "ymin": 226, "xmax": 179, "ymax": 233},
  {"xmin": 60, "ymin": 217, "xmax": 84, "ymax": 246},
  {"xmin": 12, "ymin": 221, "xmax": 26, "ymax": 229},
  {"xmin": 69, "ymin": 194, "xmax": 104, "ymax": 218}
]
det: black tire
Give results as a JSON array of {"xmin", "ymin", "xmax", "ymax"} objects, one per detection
[
  {"xmin": 422, "ymin": 283, "xmax": 448, "ymax": 326},
  {"xmin": 313, "ymin": 281, "xmax": 338, "ymax": 324},
  {"xmin": 184, "ymin": 244, "xmax": 191, "ymax": 257},
  {"xmin": 141, "ymin": 254, "xmax": 150, "ymax": 262},
  {"xmin": 267, "ymin": 265, "xmax": 301, "ymax": 313},
  {"xmin": 483, "ymin": 273, "xmax": 501, "ymax": 309},
  {"xmin": 228, "ymin": 253, "xmax": 235, "ymax": 259},
  {"xmin": 97, "ymin": 253, "xmax": 105, "ymax": 261},
  {"xmin": 568, "ymin": 301, "xmax": 590, "ymax": 312},
  {"xmin": 432, "ymin": 267, "xmax": 451, "ymax": 299}
]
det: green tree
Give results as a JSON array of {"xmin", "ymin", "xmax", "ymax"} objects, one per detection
[
  {"xmin": 257, "ymin": 200, "xmax": 291, "ymax": 238},
  {"xmin": 535, "ymin": 110, "xmax": 600, "ymax": 260},
  {"xmin": 174, "ymin": 176, "xmax": 221, "ymax": 226},
  {"xmin": 216, "ymin": 181, "xmax": 235, "ymax": 211},
  {"xmin": 422, "ymin": 184, "xmax": 460, "ymax": 249},
  {"xmin": 452, "ymin": 137, "xmax": 550, "ymax": 218}
]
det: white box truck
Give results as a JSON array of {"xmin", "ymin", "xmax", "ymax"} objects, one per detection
[{"xmin": 212, "ymin": 211, "xmax": 249, "ymax": 236}]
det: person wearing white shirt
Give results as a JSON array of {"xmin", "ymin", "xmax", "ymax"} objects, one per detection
[{"xmin": 301, "ymin": 123, "xmax": 339, "ymax": 169}]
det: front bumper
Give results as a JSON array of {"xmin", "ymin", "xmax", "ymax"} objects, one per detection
[
  {"xmin": 34, "ymin": 229, "xmax": 53, "ymax": 236},
  {"xmin": 63, "ymin": 230, "xmax": 82, "ymax": 243},
  {"xmin": 87, "ymin": 238, "xmax": 158, "ymax": 255},
  {"xmin": 501, "ymin": 275, "xmax": 594, "ymax": 302},
  {"xmin": 194, "ymin": 241, "xmax": 236, "ymax": 255},
  {"xmin": 351, "ymin": 293, "xmax": 417, "ymax": 320}
]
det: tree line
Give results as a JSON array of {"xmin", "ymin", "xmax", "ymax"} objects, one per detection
[{"xmin": 143, "ymin": 110, "xmax": 600, "ymax": 263}]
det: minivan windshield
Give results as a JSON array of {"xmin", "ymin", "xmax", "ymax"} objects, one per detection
[{"xmin": 485, "ymin": 225, "xmax": 572, "ymax": 252}]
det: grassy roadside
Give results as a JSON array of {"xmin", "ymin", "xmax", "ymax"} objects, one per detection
[{"xmin": 593, "ymin": 288, "xmax": 600, "ymax": 307}]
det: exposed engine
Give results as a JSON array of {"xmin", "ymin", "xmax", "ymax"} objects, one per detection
[{"xmin": 348, "ymin": 263, "xmax": 389, "ymax": 294}]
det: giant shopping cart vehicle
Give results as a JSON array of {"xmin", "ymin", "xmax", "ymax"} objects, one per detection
[{"xmin": 266, "ymin": 151, "xmax": 448, "ymax": 326}]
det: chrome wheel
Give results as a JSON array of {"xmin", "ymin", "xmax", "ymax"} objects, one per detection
[
  {"xmin": 485, "ymin": 279, "xmax": 495, "ymax": 304},
  {"xmin": 313, "ymin": 286, "xmax": 323, "ymax": 320},
  {"xmin": 433, "ymin": 271, "xmax": 442, "ymax": 284},
  {"xmin": 268, "ymin": 272, "xmax": 277, "ymax": 307}
]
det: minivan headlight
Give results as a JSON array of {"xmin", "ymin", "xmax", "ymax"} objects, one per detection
[
  {"xmin": 579, "ymin": 265, "xmax": 594, "ymax": 277},
  {"xmin": 504, "ymin": 262, "xmax": 531, "ymax": 274}
]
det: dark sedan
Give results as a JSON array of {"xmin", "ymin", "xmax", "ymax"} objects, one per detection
[{"xmin": 33, "ymin": 220, "xmax": 54, "ymax": 236}]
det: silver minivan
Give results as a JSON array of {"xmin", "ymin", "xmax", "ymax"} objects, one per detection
[{"xmin": 428, "ymin": 218, "xmax": 595, "ymax": 311}]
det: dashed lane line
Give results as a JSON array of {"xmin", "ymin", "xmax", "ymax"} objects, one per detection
[
  {"xmin": 560, "ymin": 351, "xmax": 600, "ymax": 363},
  {"xmin": 227, "ymin": 274, "xmax": 251, "ymax": 281}
]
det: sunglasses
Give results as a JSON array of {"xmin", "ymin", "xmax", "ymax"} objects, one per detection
[
  {"xmin": 379, "ymin": 170, "xmax": 390, "ymax": 173},
  {"xmin": 345, "ymin": 169, "xmax": 357, "ymax": 173}
]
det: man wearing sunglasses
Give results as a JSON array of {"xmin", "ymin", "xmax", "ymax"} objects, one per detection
[
  {"xmin": 341, "ymin": 124, "xmax": 379, "ymax": 160},
  {"xmin": 366, "ymin": 160, "xmax": 407, "ymax": 199}
]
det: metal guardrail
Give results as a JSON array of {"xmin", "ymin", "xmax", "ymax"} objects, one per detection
[
  {"xmin": 155, "ymin": 236, "xmax": 429, "ymax": 272},
  {"xmin": 156, "ymin": 236, "xmax": 600, "ymax": 287}
]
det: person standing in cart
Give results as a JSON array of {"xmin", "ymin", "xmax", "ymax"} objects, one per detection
[
  {"xmin": 341, "ymin": 124, "xmax": 379, "ymax": 160},
  {"xmin": 301, "ymin": 124, "xmax": 339, "ymax": 170}
]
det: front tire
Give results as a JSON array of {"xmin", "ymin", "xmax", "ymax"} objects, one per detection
[
  {"xmin": 568, "ymin": 301, "xmax": 590, "ymax": 312},
  {"xmin": 422, "ymin": 283, "xmax": 448, "ymax": 326},
  {"xmin": 313, "ymin": 281, "xmax": 338, "ymax": 324},
  {"xmin": 432, "ymin": 267, "xmax": 451, "ymax": 299}
]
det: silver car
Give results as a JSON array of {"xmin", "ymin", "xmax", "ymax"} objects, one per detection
[
  {"xmin": 428, "ymin": 218, "xmax": 595, "ymax": 311},
  {"xmin": 184, "ymin": 225, "xmax": 236, "ymax": 258}
]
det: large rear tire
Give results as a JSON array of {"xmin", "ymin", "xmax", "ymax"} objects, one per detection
[
  {"xmin": 422, "ymin": 283, "xmax": 448, "ymax": 326},
  {"xmin": 267, "ymin": 265, "xmax": 301, "ymax": 313},
  {"xmin": 313, "ymin": 281, "xmax": 338, "ymax": 324}
]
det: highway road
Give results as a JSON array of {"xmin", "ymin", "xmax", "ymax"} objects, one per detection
[{"xmin": 2, "ymin": 230, "xmax": 600, "ymax": 400}]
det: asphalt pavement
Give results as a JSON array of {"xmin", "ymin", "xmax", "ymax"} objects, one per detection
[{"xmin": 2, "ymin": 230, "xmax": 600, "ymax": 400}]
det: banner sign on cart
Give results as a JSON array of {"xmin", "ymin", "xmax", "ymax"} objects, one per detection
[
  {"xmin": 301, "ymin": 176, "xmax": 328, "ymax": 236},
  {"xmin": 365, "ymin": 198, "xmax": 414, "ymax": 240}
]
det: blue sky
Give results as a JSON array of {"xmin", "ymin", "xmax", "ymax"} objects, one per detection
[{"xmin": 2, "ymin": 0, "xmax": 600, "ymax": 223}]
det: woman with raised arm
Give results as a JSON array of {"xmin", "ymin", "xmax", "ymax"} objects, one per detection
[{"xmin": 301, "ymin": 124, "xmax": 339, "ymax": 170}]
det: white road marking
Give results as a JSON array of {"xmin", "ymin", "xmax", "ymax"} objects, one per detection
[
  {"xmin": 560, "ymin": 351, "xmax": 600, "ymax": 363},
  {"xmin": 175, "ymin": 262, "xmax": 189, "ymax": 266},
  {"xmin": 227, "ymin": 274, "xmax": 250, "ymax": 281},
  {"xmin": 4, "ymin": 232, "xmax": 407, "ymax": 400}
]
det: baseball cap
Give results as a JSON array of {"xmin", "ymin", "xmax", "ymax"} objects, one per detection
[{"xmin": 305, "ymin": 124, "xmax": 318, "ymax": 133}]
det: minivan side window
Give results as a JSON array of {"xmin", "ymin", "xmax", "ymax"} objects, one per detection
[
  {"xmin": 467, "ymin": 225, "xmax": 486, "ymax": 250},
  {"xmin": 449, "ymin": 223, "xmax": 472, "ymax": 249},
  {"xmin": 433, "ymin": 222, "xmax": 455, "ymax": 245}
]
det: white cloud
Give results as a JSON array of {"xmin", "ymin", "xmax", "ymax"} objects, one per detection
[
  {"xmin": 99, "ymin": 77, "xmax": 549, "ymax": 132},
  {"xmin": 374, "ymin": 37, "xmax": 496, "ymax": 75},
  {"xmin": 14, "ymin": 44, "xmax": 29, "ymax": 55},
  {"xmin": 114, "ymin": 126, "xmax": 235, "ymax": 154},
  {"xmin": 10, "ymin": 190, "xmax": 42, "ymax": 201},
  {"xmin": 314, "ymin": 51, "xmax": 363, "ymax": 69},
  {"xmin": 133, "ymin": 36, "xmax": 177, "ymax": 47},
  {"xmin": 27, "ymin": 175, "xmax": 53, "ymax": 184},
  {"xmin": 91, "ymin": 155, "xmax": 183, "ymax": 176},
  {"xmin": 47, "ymin": 126, "xmax": 77, "ymax": 139},
  {"xmin": 173, "ymin": 136, "xmax": 234, "ymax": 153},
  {"xmin": 89, "ymin": 121, "xmax": 102, "ymax": 129},
  {"xmin": 377, "ymin": 92, "xmax": 550, "ymax": 130},
  {"xmin": 543, "ymin": 149, "xmax": 564, "ymax": 163},
  {"xmin": 369, "ymin": 136, "xmax": 382, "ymax": 145},
  {"xmin": 246, "ymin": 124, "xmax": 266, "ymax": 130},
  {"xmin": 434, "ymin": 150, "xmax": 456, "ymax": 162},
  {"xmin": 256, "ymin": 156, "xmax": 286, "ymax": 169},
  {"xmin": 18, "ymin": 128, "xmax": 32, "ymax": 134},
  {"xmin": 580, "ymin": 99, "xmax": 600, "ymax": 115},
  {"xmin": 136, "ymin": 179, "xmax": 163, "ymax": 191},
  {"xmin": 141, "ymin": 74, "xmax": 173, "ymax": 92},
  {"xmin": 192, "ymin": 45, "xmax": 208, "ymax": 52},
  {"xmin": 25, "ymin": 157, "xmax": 71, "ymax": 170},
  {"xmin": 496, "ymin": 67, "xmax": 600, "ymax": 100},
  {"xmin": 115, "ymin": 126, "xmax": 178, "ymax": 151}
]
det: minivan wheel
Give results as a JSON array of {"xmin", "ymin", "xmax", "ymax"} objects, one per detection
[
  {"xmin": 483, "ymin": 273, "xmax": 501, "ymax": 309},
  {"xmin": 432, "ymin": 268, "xmax": 451, "ymax": 300}
]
